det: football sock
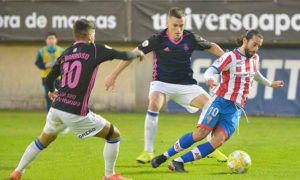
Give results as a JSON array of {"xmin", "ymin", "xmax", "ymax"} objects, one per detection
[
  {"xmin": 144, "ymin": 110, "xmax": 159, "ymax": 153},
  {"xmin": 164, "ymin": 132, "xmax": 195, "ymax": 158},
  {"xmin": 103, "ymin": 137, "xmax": 120, "ymax": 177},
  {"xmin": 15, "ymin": 139, "xmax": 45, "ymax": 172},
  {"xmin": 175, "ymin": 141, "xmax": 215, "ymax": 163}
]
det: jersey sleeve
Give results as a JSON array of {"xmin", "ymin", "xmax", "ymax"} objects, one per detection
[
  {"xmin": 211, "ymin": 52, "xmax": 232, "ymax": 73},
  {"xmin": 45, "ymin": 61, "xmax": 60, "ymax": 92},
  {"xmin": 192, "ymin": 33, "xmax": 212, "ymax": 50},
  {"xmin": 95, "ymin": 44, "xmax": 140, "ymax": 63},
  {"xmin": 35, "ymin": 50, "xmax": 45, "ymax": 69},
  {"xmin": 137, "ymin": 34, "xmax": 161, "ymax": 54}
]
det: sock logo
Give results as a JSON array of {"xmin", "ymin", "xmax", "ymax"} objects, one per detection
[{"xmin": 174, "ymin": 141, "xmax": 182, "ymax": 151}]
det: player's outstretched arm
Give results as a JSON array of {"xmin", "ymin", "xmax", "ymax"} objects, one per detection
[
  {"xmin": 254, "ymin": 71, "xmax": 284, "ymax": 88},
  {"xmin": 207, "ymin": 42, "xmax": 225, "ymax": 57},
  {"xmin": 104, "ymin": 48, "xmax": 144, "ymax": 91}
]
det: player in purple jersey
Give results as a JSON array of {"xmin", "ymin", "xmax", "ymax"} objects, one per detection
[
  {"xmin": 9, "ymin": 19, "xmax": 143, "ymax": 180},
  {"xmin": 104, "ymin": 7, "xmax": 227, "ymax": 164}
]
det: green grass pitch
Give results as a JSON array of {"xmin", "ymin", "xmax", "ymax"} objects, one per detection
[{"xmin": 1, "ymin": 111, "xmax": 300, "ymax": 180}]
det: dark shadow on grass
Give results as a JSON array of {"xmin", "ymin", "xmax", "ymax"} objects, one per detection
[
  {"xmin": 116, "ymin": 164, "xmax": 150, "ymax": 168},
  {"xmin": 209, "ymin": 172, "xmax": 233, "ymax": 175},
  {"xmin": 124, "ymin": 170, "xmax": 176, "ymax": 175}
]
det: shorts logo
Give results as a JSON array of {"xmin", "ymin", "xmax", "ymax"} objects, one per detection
[{"xmin": 78, "ymin": 128, "xmax": 96, "ymax": 138}]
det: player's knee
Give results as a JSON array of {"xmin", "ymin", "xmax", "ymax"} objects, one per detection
[
  {"xmin": 193, "ymin": 127, "xmax": 210, "ymax": 141},
  {"xmin": 148, "ymin": 101, "xmax": 160, "ymax": 111},
  {"xmin": 105, "ymin": 124, "xmax": 121, "ymax": 140},
  {"xmin": 111, "ymin": 127, "xmax": 121, "ymax": 139},
  {"xmin": 210, "ymin": 133, "xmax": 226, "ymax": 148}
]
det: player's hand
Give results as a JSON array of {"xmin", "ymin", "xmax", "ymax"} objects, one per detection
[
  {"xmin": 206, "ymin": 78, "xmax": 218, "ymax": 89},
  {"xmin": 104, "ymin": 74, "xmax": 116, "ymax": 91},
  {"xmin": 48, "ymin": 91, "xmax": 58, "ymax": 101},
  {"xmin": 45, "ymin": 62, "xmax": 53, "ymax": 68},
  {"xmin": 271, "ymin": 80, "xmax": 284, "ymax": 88},
  {"xmin": 136, "ymin": 50, "xmax": 145, "ymax": 61}
]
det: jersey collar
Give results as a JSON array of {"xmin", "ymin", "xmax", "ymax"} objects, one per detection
[
  {"xmin": 74, "ymin": 40, "xmax": 89, "ymax": 45},
  {"xmin": 166, "ymin": 29, "xmax": 183, "ymax": 45}
]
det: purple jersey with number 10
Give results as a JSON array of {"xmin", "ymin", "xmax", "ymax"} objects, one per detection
[{"xmin": 46, "ymin": 41, "xmax": 138, "ymax": 116}]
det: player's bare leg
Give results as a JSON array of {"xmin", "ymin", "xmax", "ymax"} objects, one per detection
[
  {"xmin": 137, "ymin": 91, "xmax": 166, "ymax": 164},
  {"xmin": 9, "ymin": 132, "xmax": 57, "ymax": 180},
  {"xmin": 95, "ymin": 122, "xmax": 131, "ymax": 180},
  {"xmin": 190, "ymin": 93, "xmax": 228, "ymax": 162}
]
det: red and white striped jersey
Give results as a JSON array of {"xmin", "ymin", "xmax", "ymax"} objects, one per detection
[{"xmin": 212, "ymin": 48, "xmax": 259, "ymax": 107}]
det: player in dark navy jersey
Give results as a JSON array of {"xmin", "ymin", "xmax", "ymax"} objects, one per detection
[
  {"xmin": 104, "ymin": 7, "xmax": 227, "ymax": 164},
  {"xmin": 9, "ymin": 19, "xmax": 142, "ymax": 180}
]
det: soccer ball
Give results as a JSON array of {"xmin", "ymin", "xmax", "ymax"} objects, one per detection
[{"xmin": 227, "ymin": 150, "xmax": 251, "ymax": 174}]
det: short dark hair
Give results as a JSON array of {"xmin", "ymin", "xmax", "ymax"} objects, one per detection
[
  {"xmin": 236, "ymin": 29, "xmax": 264, "ymax": 46},
  {"xmin": 168, "ymin": 7, "xmax": 185, "ymax": 19},
  {"xmin": 73, "ymin": 19, "xmax": 96, "ymax": 39},
  {"xmin": 45, "ymin": 32, "xmax": 57, "ymax": 39}
]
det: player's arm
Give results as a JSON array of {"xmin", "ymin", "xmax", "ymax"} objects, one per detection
[
  {"xmin": 207, "ymin": 42, "xmax": 224, "ymax": 57},
  {"xmin": 254, "ymin": 71, "xmax": 284, "ymax": 88},
  {"xmin": 104, "ymin": 35, "xmax": 159, "ymax": 90},
  {"xmin": 104, "ymin": 47, "xmax": 142, "ymax": 90},
  {"xmin": 44, "ymin": 61, "xmax": 60, "ymax": 100},
  {"xmin": 194, "ymin": 34, "xmax": 224, "ymax": 56},
  {"xmin": 35, "ymin": 49, "xmax": 46, "ymax": 69},
  {"xmin": 204, "ymin": 53, "xmax": 232, "ymax": 88}
]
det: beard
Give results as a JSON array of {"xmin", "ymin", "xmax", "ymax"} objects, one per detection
[{"xmin": 245, "ymin": 47, "xmax": 255, "ymax": 58}]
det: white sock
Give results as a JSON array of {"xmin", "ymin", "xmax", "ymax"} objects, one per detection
[
  {"xmin": 103, "ymin": 138, "xmax": 120, "ymax": 177},
  {"xmin": 144, "ymin": 111, "xmax": 159, "ymax": 153},
  {"xmin": 15, "ymin": 140, "xmax": 44, "ymax": 172}
]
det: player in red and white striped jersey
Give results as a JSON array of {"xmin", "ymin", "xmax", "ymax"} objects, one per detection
[{"xmin": 151, "ymin": 30, "xmax": 284, "ymax": 172}]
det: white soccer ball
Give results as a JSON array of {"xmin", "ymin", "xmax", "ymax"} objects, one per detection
[{"xmin": 227, "ymin": 150, "xmax": 252, "ymax": 174}]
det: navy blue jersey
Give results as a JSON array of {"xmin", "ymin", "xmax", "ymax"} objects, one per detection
[
  {"xmin": 45, "ymin": 41, "xmax": 140, "ymax": 116},
  {"xmin": 138, "ymin": 29, "xmax": 211, "ymax": 85}
]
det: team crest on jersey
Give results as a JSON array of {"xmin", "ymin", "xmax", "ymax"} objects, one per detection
[
  {"xmin": 142, "ymin": 40, "xmax": 149, "ymax": 47},
  {"xmin": 183, "ymin": 43, "xmax": 189, "ymax": 51}
]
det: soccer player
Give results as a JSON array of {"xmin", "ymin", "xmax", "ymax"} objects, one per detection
[
  {"xmin": 151, "ymin": 29, "xmax": 284, "ymax": 172},
  {"xmin": 9, "ymin": 19, "xmax": 143, "ymax": 180},
  {"xmin": 35, "ymin": 32, "xmax": 64, "ymax": 111},
  {"xmin": 104, "ymin": 7, "xmax": 227, "ymax": 163}
]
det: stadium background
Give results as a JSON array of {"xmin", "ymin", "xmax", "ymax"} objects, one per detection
[{"xmin": 0, "ymin": 0, "xmax": 299, "ymax": 115}]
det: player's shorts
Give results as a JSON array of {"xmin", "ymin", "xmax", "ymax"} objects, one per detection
[
  {"xmin": 197, "ymin": 95, "xmax": 242, "ymax": 139},
  {"xmin": 150, "ymin": 81, "xmax": 207, "ymax": 113},
  {"xmin": 43, "ymin": 108, "xmax": 107, "ymax": 139}
]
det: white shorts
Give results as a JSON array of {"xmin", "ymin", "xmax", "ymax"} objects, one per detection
[
  {"xmin": 149, "ymin": 81, "xmax": 207, "ymax": 113},
  {"xmin": 43, "ymin": 108, "xmax": 107, "ymax": 139}
]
